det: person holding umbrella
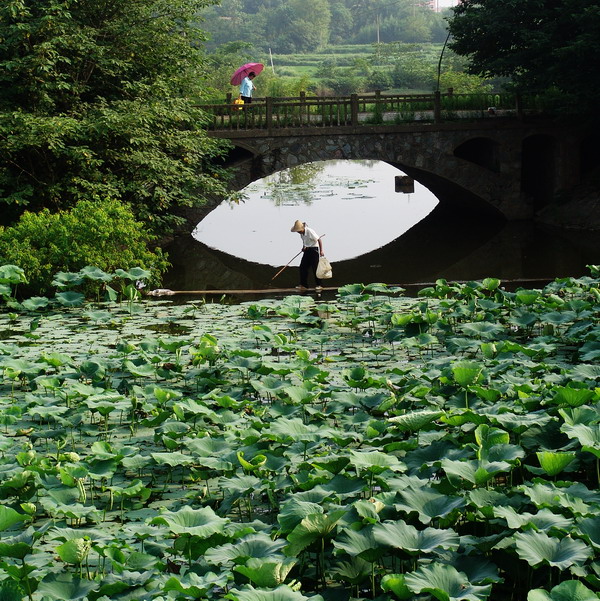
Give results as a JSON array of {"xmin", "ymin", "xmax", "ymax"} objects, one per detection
[
  {"xmin": 239, "ymin": 72, "xmax": 256, "ymax": 104},
  {"xmin": 231, "ymin": 62, "xmax": 264, "ymax": 105}
]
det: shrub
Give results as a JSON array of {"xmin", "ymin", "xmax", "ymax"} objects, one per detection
[
  {"xmin": 366, "ymin": 69, "xmax": 393, "ymax": 92},
  {"xmin": 0, "ymin": 199, "xmax": 169, "ymax": 295}
]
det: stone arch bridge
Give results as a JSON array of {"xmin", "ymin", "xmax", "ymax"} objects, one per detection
[{"xmin": 208, "ymin": 119, "xmax": 589, "ymax": 221}]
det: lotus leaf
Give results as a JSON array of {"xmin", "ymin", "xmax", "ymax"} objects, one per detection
[
  {"xmin": 0, "ymin": 265, "xmax": 26, "ymax": 285},
  {"xmin": 461, "ymin": 322, "xmax": 504, "ymax": 340},
  {"xmin": 0, "ymin": 507, "xmax": 28, "ymax": 531},
  {"xmin": 550, "ymin": 385, "xmax": 595, "ymax": 407},
  {"xmin": 527, "ymin": 580, "xmax": 599, "ymax": 601},
  {"xmin": 114, "ymin": 267, "xmax": 152, "ymax": 280},
  {"xmin": 475, "ymin": 424, "xmax": 510, "ymax": 450},
  {"xmin": 536, "ymin": 451, "xmax": 577, "ymax": 476},
  {"xmin": 267, "ymin": 417, "xmax": 328, "ymax": 442},
  {"xmin": 452, "ymin": 555, "xmax": 502, "ymax": 584},
  {"xmin": 21, "ymin": 296, "xmax": 50, "ymax": 311},
  {"xmin": 373, "ymin": 519, "xmax": 460, "ymax": 554},
  {"xmin": 163, "ymin": 570, "xmax": 229, "ymax": 597},
  {"xmin": 333, "ymin": 526, "xmax": 382, "ymax": 561},
  {"xmin": 0, "ymin": 530, "xmax": 33, "ymax": 560},
  {"xmin": 206, "ymin": 533, "xmax": 287, "ymax": 566},
  {"xmin": 235, "ymin": 557, "xmax": 298, "ymax": 587},
  {"xmin": 79, "ymin": 266, "xmax": 113, "ymax": 281},
  {"xmin": 392, "ymin": 485, "xmax": 466, "ymax": 524},
  {"xmin": 559, "ymin": 406, "xmax": 600, "ymax": 426},
  {"xmin": 514, "ymin": 530, "xmax": 592, "ymax": 569},
  {"xmin": 35, "ymin": 572, "xmax": 96, "ymax": 601},
  {"xmin": 347, "ymin": 450, "xmax": 405, "ymax": 474},
  {"xmin": 0, "ymin": 580, "xmax": 25, "ymax": 601},
  {"xmin": 579, "ymin": 341, "xmax": 600, "ymax": 362},
  {"xmin": 493, "ymin": 411, "xmax": 554, "ymax": 433},
  {"xmin": 515, "ymin": 289, "xmax": 541, "ymax": 305},
  {"xmin": 452, "ymin": 360, "xmax": 486, "ymax": 389},
  {"xmin": 562, "ymin": 423, "xmax": 600, "ymax": 456},
  {"xmin": 278, "ymin": 498, "xmax": 324, "ymax": 533},
  {"xmin": 493, "ymin": 507, "xmax": 573, "ymax": 532},
  {"xmin": 226, "ymin": 585, "xmax": 324, "ymax": 601},
  {"xmin": 55, "ymin": 291, "xmax": 85, "ymax": 307},
  {"xmin": 96, "ymin": 569, "xmax": 154, "ymax": 596},
  {"xmin": 576, "ymin": 516, "xmax": 600, "ymax": 549},
  {"xmin": 151, "ymin": 506, "xmax": 228, "ymax": 537},
  {"xmin": 442, "ymin": 458, "xmax": 512, "ymax": 487},
  {"xmin": 570, "ymin": 364, "xmax": 600, "ymax": 380},
  {"xmin": 389, "ymin": 410, "xmax": 444, "ymax": 432},
  {"xmin": 404, "ymin": 562, "xmax": 492, "ymax": 601},
  {"xmin": 285, "ymin": 510, "xmax": 345, "ymax": 556},
  {"xmin": 331, "ymin": 557, "xmax": 372, "ymax": 586},
  {"xmin": 381, "ymin": 573, "xmax": 413, "ymax": 599}
]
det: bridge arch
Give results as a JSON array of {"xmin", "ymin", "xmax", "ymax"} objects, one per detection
[
  {"xmin": 210, "ymin": 121, "xmax": 585, "ymax": 223},
  {"xmin": 222, "ymin": 133, "xmax": 513, "ymax": 219}
]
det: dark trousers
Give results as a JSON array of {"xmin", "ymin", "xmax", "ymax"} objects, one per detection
[
  {"xmin": 240, "ymin": 96, "xmax": 252, "ymax": 104},
  {"xmin": 299, "ymin": 247, "xmax": 322, "ymax": 288}
]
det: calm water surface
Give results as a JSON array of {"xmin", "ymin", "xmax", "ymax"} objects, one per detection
[
  {"xmin": 164, "ymin": 160, "xmax": 600, "ymax": 294},
  {"xmin": 194, "ymin": 161, "xmax": 438, "ymax": 265}
]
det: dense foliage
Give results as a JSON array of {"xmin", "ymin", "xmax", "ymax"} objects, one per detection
[
  {"xmin": 1, "ymin": 272, "xmax": 600, "ymax": 601},
  {"xmin": 448, "ymin": 0, "xmax": 600, "ymax": 115},
  {"xmin": 0, "ymin": 0, "xmax": 230, "ymax": 232},
  {"xmin": 200, "ymin": 0, "xmax": 450, "ymax": 53},
  {"xmin": 0, "ymin": 199, "xmax": 169, "ymax": 295}
]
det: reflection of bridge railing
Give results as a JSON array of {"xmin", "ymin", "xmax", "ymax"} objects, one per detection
[{"xmin": 200, "ymin": 90, "xmax": 537, "ymax": 131}]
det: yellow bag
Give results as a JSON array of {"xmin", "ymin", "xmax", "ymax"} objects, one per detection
[{"xmin": 233, "ymin": 97, "xmax": 244, "ymax": 111}]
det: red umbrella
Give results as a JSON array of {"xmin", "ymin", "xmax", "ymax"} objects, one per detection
[{"xmin": 230, "ymin": 62, "xmax": 264, "ymax": 86}]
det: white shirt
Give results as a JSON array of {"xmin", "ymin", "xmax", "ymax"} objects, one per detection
[{"xmin": 300, "ymin": 226, "xmax": 319, "ymax": 248}]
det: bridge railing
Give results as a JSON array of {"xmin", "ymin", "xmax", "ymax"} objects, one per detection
[{"xmin": 198, "ymin": 90, "xmax": 528, "ymax": 131}]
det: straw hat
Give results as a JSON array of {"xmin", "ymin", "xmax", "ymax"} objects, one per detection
[{"xmin": 291, "ymin": 220, "xmax": 305, "ymax": 232}]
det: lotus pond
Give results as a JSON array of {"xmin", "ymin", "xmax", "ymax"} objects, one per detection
[{"xmin": 2, "ymin": 267, "xmax": 600, "ymax": 601}]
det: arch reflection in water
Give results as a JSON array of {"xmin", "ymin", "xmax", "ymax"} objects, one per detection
[{"xmin": 193, "ymin": 160, "xmax": 438, "ymax": 266}]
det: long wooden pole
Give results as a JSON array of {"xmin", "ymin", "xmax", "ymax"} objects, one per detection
[
  {"xmin": 271, "ymin": 234, "xmax": 326, "ymax": 282},
  {"xmin": 271, "ymin": 250, "xmax": 302, "ymax": 281}
]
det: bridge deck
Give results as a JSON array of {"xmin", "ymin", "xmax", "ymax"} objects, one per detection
[{"xmin": 199, "ymin": 91, "xmax": 535, "ymax": 131}]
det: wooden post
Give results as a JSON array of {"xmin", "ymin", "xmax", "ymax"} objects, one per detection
[
  {"xmin": 300, "ymin": 91, "xmax": 306, "ymax": 126},
  {"xmin": 351, "ymin": 94, "xmax": 359, "ymax": 126},
  {"xmin": 515, "ymin": 93, "xmax": 523, "ymax": 120},
  {"xmin": 266, "ymin": 96, "xmax": 273, "ymax": 130},
  {"xmin": 434, "ymin": 90, "xmax": 442, "ymax": 123},
  {"xmin": 226, "ymin": 92, "xmax": 232, "ymax": 104}
]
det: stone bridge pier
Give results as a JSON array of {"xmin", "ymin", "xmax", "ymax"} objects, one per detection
[{"xmin": 211, "ymin": 119, "xmax": 586, "ymax": 221}]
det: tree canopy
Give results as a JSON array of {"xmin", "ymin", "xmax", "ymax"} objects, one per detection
[
  {"xmin": 201, "ymin": 0, "xmax": 449, "ymax": 52},
  {"xmin": 448, "ymin": 0, "xmax": 600, "ymax": 114},
  {"xmin": 0, "ymin": 0, "xmax": 229, "ymax": 233}
]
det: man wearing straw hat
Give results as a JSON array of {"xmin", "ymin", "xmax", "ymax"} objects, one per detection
[{"xmin": 291, "ymin": 220, "xmax": 324, "ymax": 290}]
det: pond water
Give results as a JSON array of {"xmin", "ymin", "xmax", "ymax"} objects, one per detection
[
  {"xmin": 164, "ymin": 160, "xmax": 600, "ymax": 294},
  {"xmin": 193, "ymin": 160, "xmax": 438, "ymax": 264}
]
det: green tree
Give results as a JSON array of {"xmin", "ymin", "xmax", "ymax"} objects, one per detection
[
  {"xmin": 0, "ymin": 198, "xmax": 169, "ymax": 294},
  {"xmin": 330, "ymin": 2, "xmax": 354, "ymax": 45},
  {"xmin": 0, "ymin": 0, "xmax": 229, "ymax": 233},
  {"xmin": 448, "ymin": 0, "xmax": 600, "ymax": 114},
  {"xmin": 263, "ymin": 0, "xmax": 331, "ymax": 52}
]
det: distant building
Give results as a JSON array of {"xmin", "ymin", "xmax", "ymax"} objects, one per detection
[{"xmin": 424, "ymin": 0, "xmax": 460, "ymax": 11}]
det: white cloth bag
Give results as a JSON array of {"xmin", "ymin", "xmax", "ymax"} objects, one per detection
[{"xmin": 316, "ymin": 256, "xmax": 333, "ymax": 279}]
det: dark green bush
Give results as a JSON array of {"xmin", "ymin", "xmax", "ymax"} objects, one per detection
[{"xmin": 0, "ymin": 199, "xmax": 169, "ymax": 295}]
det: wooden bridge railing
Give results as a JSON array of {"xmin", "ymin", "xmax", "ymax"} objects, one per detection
[{"xmin": 198, "ymin": 90, "xmax": 531, "ymax": 131}]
